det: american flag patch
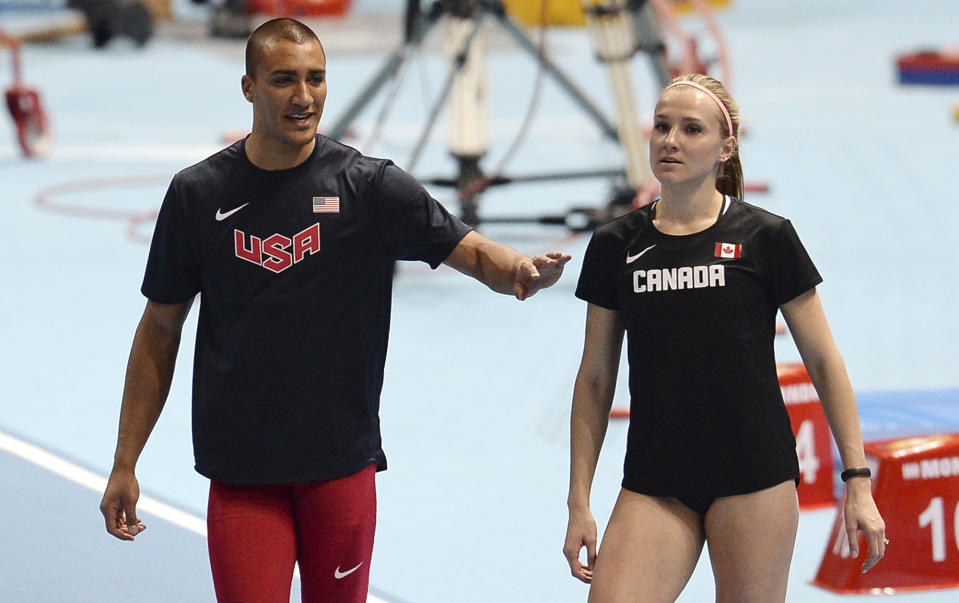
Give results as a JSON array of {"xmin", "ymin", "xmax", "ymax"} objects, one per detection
[{"xmin": 312, "ymin": 196, "xmax": 340, "ymax": 214}]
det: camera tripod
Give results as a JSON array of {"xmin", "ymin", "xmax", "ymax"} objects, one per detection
[{"xmin": 327, "ymin": 0, "xmax": 671, "ymax": 228}]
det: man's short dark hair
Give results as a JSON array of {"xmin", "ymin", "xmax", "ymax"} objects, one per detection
[{"xmin": 245, "ymin": 18, "xmax": 323, "ymax": 77}]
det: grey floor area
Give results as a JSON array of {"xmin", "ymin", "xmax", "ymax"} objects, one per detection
[{"xmin": 2, "ymin": 0, "xmax": 958, "ymax": 601}]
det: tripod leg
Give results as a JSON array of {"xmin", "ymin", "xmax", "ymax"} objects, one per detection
[
  {"xmin": 406, "ymin": 13, "xmax": 485, "ymax": 173},
  {"xmin": 326, "ymin": 48, "xmax": 408, "ymax": 140},
  {"xmin": 628, "ymin": 0, "xmax": 671, "ymax": 88},
  {"xmin": 491, "ymin": 6, "xmax": 620, "ymax": 143},
  {"xmin": 445, "ymin": 13, "xmax": 489, "ymax": 225},
  {"xmin": 583, "ymin": 0, "xmax": 651, "ymax": 189},
  {"xmin": 326, "ymin": 5, "xmax": 441, "ymax": 141},
  {"xmin": 445, "ymin": 15, "xmax": 489, "ymax": 165}
]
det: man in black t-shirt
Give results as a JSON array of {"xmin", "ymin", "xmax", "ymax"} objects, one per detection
[{"xmin": 99, "ymin": 18, "xmax": 570, "ymax": 603}]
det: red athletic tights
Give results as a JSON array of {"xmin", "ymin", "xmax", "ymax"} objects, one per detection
[{"xmin": 206, "ymin": 464, "xmax": 376, "ymax": 603}]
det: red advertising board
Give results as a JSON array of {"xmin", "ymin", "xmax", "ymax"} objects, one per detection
[
  {"xmin": 813, "ymin": 433, "xmax": 959, "ymax": 594},
  {"xmin": 778, "ymin": 363, "xmax": 835, "ymax": 509}
]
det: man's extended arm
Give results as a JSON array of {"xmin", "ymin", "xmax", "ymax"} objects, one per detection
[
  {"xmin": 100, "ymin": 298, "xmax": 193, "ymax": 541},
  {"xmin": 443, "ymin": 231, "xmax": 571, "ymax": 300}
]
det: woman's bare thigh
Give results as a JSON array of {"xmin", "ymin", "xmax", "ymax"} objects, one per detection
[
  {"xmin": 704, "ymin": 480, "xmax": 799, "ymax": 603},
  {"xmin": 589, "ymin": 489, "xmax": 705, "ymax": 603}
]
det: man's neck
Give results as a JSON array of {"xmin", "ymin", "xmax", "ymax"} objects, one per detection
[{"xmin": 245, "ymin": 133, "xmax": 316, "ymax": 171}]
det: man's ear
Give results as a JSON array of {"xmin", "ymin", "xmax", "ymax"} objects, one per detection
[{"xmin": 241, "ymin": 75, "xmax": 254, "ymax": 103}]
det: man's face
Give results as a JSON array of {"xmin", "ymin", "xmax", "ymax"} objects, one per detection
[{"xmin": 242, "ymin": 38, "xmax": 327, "ymax": 152}]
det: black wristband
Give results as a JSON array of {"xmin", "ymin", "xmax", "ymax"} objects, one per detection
[{"xmin": 841, "ymin": 467, "xmax": 872, "ymax": 482}]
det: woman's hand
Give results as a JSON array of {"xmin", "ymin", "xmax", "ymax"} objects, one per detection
[
  {"xmin": 843, "ymin": 478, "xmax": 886, "ymax": 573},
  {"xmin": 564, "ymin": 506, "xmax": 599, "ymax": 583}
]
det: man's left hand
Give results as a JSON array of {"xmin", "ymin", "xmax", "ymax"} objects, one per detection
[{"xmin": 513, "ymin": 252, "xmax": 572, "ymax": 300}]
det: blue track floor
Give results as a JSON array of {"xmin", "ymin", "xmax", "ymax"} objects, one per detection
[{"xmin": 2, "ymin": 0, "xmax": 958, "ymax": 601}]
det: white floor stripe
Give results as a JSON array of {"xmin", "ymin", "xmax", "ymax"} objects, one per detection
[
  {"xmin": 0, "ymin": 429, "xmax": 388, "ymax": 603},
  {"xmin": 48, "ymin": 143, "xmax": 226, "ymax": 162}
]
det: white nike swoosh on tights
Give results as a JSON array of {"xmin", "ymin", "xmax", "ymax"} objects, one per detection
[
  {"xmin": 334, "ymin": 562, "xmax": 363, "ymax": 579},
  {"xmin": 215, "ymin": 203, "xmax": 249, "ymax": 221},
  {"xmin": 626, "ymin": 244, "xmax": 656, "ymax": 264}
]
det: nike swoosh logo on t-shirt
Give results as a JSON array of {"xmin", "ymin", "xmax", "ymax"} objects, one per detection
[
  {"xmin": 334, "ymin": 562, "xmax": 363, "ymax": 579},
  {"xmin": 626, "ymin": 244, "xmax": 656, "ymax": 264},
  {"xmin": 215, "ymin": 203, "xmax": 249, "ymax": 221}
]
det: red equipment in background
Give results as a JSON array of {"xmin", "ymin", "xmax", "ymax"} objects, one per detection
[
  {"xmin": 777, "ymin": 363, "xmax": 834, "ymax": 509},
  {"xmin": 245, "ymin": 0, "xmax": 352, "ymax": 17},
  {"xmin": 1, "ymin": 27, "xmax": 51, "ymax": 158},
  {"xmin": 813, "ymin": 433, "xmax": 959, "ymax": 594},
  {"xmin": 896, "ymin": 49, "xmax": 959, "ymax": 86}
]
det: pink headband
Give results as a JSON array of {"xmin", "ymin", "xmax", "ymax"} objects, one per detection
[{"xmin": 664, "ymin": 80, "xmax": 734, "ymax": 137}]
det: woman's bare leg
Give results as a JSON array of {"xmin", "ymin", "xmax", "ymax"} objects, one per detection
[
  {"xmin": 589, "ymin": 489, "xmax": 705, "ymax": 603},
  {"xmin": 704, "ymin": 481, "xmax": 799, "ymax": 603}
]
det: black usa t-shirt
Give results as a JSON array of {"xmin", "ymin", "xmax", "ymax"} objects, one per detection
[
  {"xmin": 576, "ymin": 198, "xmax": 822, "ymax": 497},
  {"xmin": 143, "ymin": 135, "xmax": 471, "ymax": 483}
]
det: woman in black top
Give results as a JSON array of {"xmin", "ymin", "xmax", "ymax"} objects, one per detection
[{"xmin": 564, "ymin": 74, "xmax": 885, "ymax": 602}]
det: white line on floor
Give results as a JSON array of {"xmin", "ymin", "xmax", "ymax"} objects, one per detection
[{"xmin": 0, "ymin": 428, "xmax": 389, "ymax": 603}]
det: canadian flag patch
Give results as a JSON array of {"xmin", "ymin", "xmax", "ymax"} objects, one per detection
[{"xmin": 714, "ymin": 242, "xmax": 742, "ymax": 258}]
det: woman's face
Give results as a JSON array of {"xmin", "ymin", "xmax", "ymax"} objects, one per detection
[{"xmin": 649, "ymin": 87, "xmax": 733, "ymax": 188}]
